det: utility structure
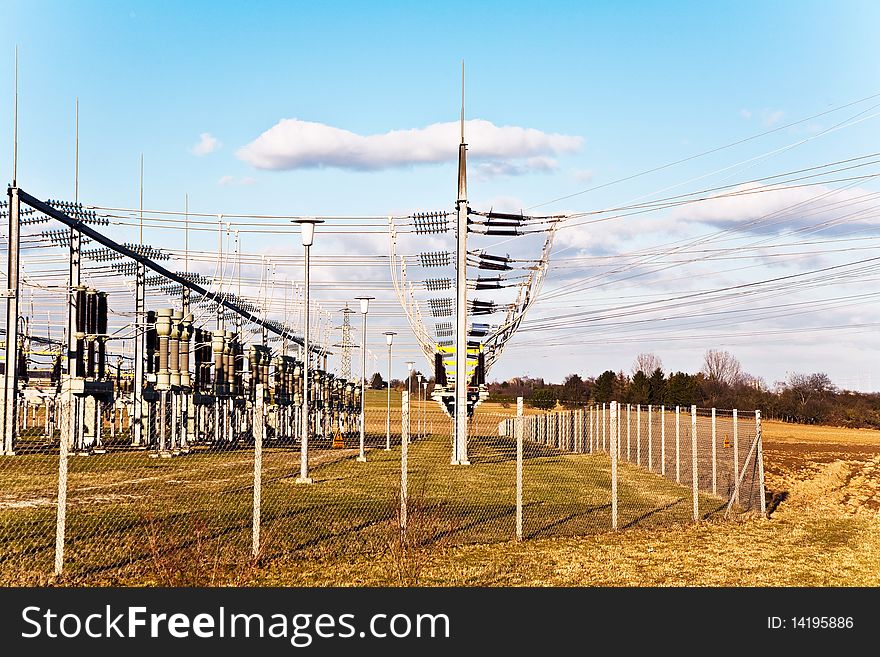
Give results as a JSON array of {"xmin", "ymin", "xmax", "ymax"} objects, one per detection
[
  {"xmin": 387, "ymin": 67, "xmax": 561, "ymax": 465},
  {"xmin": 453, "ymin": 64, "xmax": 470, "ymax": 465},
  {"xmin": 336, "ymin": 304, "xmax": 355, "ymax": 381}
]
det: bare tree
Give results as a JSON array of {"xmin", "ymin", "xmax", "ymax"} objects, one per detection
[
  {"xmin": 632, "ymin": 352, "xmax": 662, "ymax": 376},
  {"xmin": 701, "ymin": 349, "xmax": 743, "ymax": 386}
]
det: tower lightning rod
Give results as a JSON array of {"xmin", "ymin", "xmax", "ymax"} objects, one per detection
[
  {"xmin": 453, "ymin": 59, "xmax": 470, "ymax": 465},
  {"xmin": 12, "ymin": 46, "xmax": 18, "ymax": 187}
]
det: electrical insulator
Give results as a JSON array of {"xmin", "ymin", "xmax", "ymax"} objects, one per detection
[
  {"xmin": 212, "ymin": 330, "xmax": 225, "ymax": 395},
  {"xmin": 145, "ymin": 311, "xmax": 157, "ymax": 375},
  {"xmin": 96, "ymin": 291, "xmax": 108, "ymax": 379},
  {"xmin": 434, "ymin": 352, "xmax": 447, "ymax": 386},
  {"xmin": 169, "ymin": 310, "xmax": 182, "ymax": 387},
  {"xmin": 179, "ymin": 314, "xmax": 192, "ymax": 388},
  {"xmin": 155, "ymin": 308, "xmax": 173, "ymax": 390}
]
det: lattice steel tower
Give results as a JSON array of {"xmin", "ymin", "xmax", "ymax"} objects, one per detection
[{"xmin": 338, "ymin": 304, "xmax": 355, "ymax": 380}]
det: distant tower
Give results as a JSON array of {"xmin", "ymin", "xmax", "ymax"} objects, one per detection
[{"xmin": 338, "ymin": 305, "xmax": 355, "ymax": 380}]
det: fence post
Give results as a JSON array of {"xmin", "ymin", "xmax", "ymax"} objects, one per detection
[
  {"xmin": 733, "ymin": 409, "xmax": 739, "ymax": 506},
  {"xmin": 660, "ymin": 405, "xmax": 666, "ymax": 476},
  {"xmin": 252, "ymin": 384, "xmax": 264, "ymax": 558},
  {"xmin": 675, "ymin": 405, "xmax": 681, "ymax": 483},
  {"xmin": 54, "ymin": 392, "xmax": 71, "ymax": 577},
  {"xmin": 589, "ymin": 405, "xmax": 594, "ymax": 452},
  {"xmin": 516, "ymin": 397, "xmax": 523, "ymax": 541},
  {"xmin": 400, "ymin": 391, "xmax": 409, "ymax": 532},
  {"xmin": 711, "ymin": 408, "xmax": 717, "ymax": 495},
  {"xmin": 756, "ymin": 409, "xmax": 766, "ymax": 517},
  {"xmin": 617, "ymin": 403, "xmax": 621, "ymax": 459},
  {"xmin": 626, "ymin": 403, "xmax": 631, "ymax": 461},
  {"xmin": 610, "ymin": 401, "xmax": 618, "ymax": 530},
  {"xmin": 602, "ymin": 402, "xmax": 606, "ymax": 452},
  {"xmin": 636, "ymin": 404, "xmax": 641, "ymax": 466},
  {"xmin": 647, "ymin": 404, "xmax": 653, "ymax": 471},
  {"xmin": 691, "ymin": 405, "xmax": 698, "ymax": 522}
]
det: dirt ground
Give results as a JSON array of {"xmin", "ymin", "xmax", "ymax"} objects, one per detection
[{"xmin": 761, "ymin": 420, "xmax": 880, "ymax": 515}]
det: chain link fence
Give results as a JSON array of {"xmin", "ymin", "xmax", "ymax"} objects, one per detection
[{"xmin": 0, "ymin": 392, "xmax": 765, "ymax": 585}]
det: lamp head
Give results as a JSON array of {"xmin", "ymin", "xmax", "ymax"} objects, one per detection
[
  {"xmin": 355, "ymin": 295, "xmax": 374, "ymax": 314},
  {"xmin": 384, "ymin": 331, "xmax": 396, "ymax": 346},
  {"xmin": 293, "ymin": 218, "xmax": 325, "ymax": 247}
]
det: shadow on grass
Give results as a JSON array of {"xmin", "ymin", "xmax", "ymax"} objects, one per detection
[
  {"xmin": 526, "ymin": 503, "xmax": 611, "ymax": 540},
  {"xmin": 621, "ymin": 497, "xmax": 686, "ymax": 530}
]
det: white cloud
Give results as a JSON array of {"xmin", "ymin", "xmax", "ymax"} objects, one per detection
[
  {"xmin": 740, "ymin": 109, "xmax": 752, "ymax": 120},
  {"xmin": 192, "ymin": 132, "xmax": 221, "ymax": 156},
  {"xmin": 675, "ymin": 183, "xmax": 880, "ymax": 235},
  {"xmin": 237, "ymin": 118, "xmax": 583, "ymax": 171},
  {"xmin": 218, "ymin": 175, "xmax": 256, "ymax": 187},
  {"xmin": 762, "ymin": 109, "xmax": 784, "ymax": 127},
  {"xmin": 571, "ymin": 168, "xmax": 594, "ymax": 184},
  {"xmin": 475, "ymin": 156, "xmax": 557, "ymax": 181}
]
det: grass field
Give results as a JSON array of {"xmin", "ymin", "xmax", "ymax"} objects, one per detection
[{"xmin": 3, "ymin": 403, "xmax": 877, "ymax": 586}]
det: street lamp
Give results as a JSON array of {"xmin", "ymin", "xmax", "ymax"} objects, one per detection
[
  {"xmin": 354, "ymin": 296, "xmax": 373, "ymax": 463},
  {"xmin": 293, "ymin": 218, "xmax": 324, "ymax": 484},
  {"xmin": 383, "ymin": 331, "xmax": 396, "ymax": 450}
]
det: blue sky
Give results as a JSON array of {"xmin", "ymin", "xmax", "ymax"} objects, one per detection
[{"xmin": 2, "ymin": 1, "xmax": 880, "ymax": 389}]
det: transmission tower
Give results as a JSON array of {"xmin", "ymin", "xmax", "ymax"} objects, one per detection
[{"xmin": 337, "ymin": 304, "xmax": 355, "ymax": 380}]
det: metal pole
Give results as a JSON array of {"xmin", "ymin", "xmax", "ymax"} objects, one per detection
[
  {"xmin": 297, "ymin": 244, "xmax": 312, "ymax": 484},
  {"xmin": 385, "ymin": 342, "xmax": 391, "ymax": 450},
  {"xmin": 2, "ymin": 187, "xmax": 21, "ymax": 455},
  {"xmin": 400, "ymin": 391, "xmax": 408, "ymax": 533},
  {"xmin": 357, "ymin": 310, "xmax": 367, "ymax": 462},
  {"xmin": 253, "ymin": 383, "xmax": 264, "ymax": 556},
  {"xmin": 757, "ymin": 410, "xmax": 766, "ymax": 517},
  {"xmin": 453, "ymin": 63, "xmax": 469, "ymax": 466}
]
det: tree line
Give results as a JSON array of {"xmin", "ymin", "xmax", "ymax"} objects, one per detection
[{"xmin": 487, "ymin": 350, "xmax": 880, "ymax": 429}]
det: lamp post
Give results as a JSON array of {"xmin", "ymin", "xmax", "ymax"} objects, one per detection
[
  {"xmin": 293, "ymin": 218, "xmax": 324, "ymax": 484},
  {"xmin": 422, "ymin": 379, "xmax": 428, "ymax": 439},
  {"xmin": 416, "ymin": 373, "xmax": 423, "ymax": 440},
  {"xmin": 406, "ymin": 361, "xmax": 415, "ymax": 439},
  {"xmin": 383, "ymin": 331, "xmax": 396, "ymax": 450},
  {"xmin": 354, "ymin": 296, "xmax": 373, "ymax": 462}
]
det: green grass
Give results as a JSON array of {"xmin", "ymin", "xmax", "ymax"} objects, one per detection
[{"xmin": 0, "ymin": 403, "xmax": 730, "ymax": 586}]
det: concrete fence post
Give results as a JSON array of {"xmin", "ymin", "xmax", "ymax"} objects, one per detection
[
  {"xmin": 516, "ymin": 397, "xmax": 523, "ymax": 541},
  {"xmin": 733, "ymin": 409, "xmax": 739, "ymax": 506},
  {"xmin": 626, "ymin": 403, "xmax": 631, "ymax": 461},
  {"xmin": 54, "ymin": 399, "xmax": 71, "ymax": 577},
  {"xmin": 691, "ymin": 405, "xmax": 698, "ymax": 522},
  {"xmin": 675, "ymin": 405, "xmax": 681, "ymax": 483},
  {"xmin": 589, "ymin": 405, "xmax": 594, "ymax": 452},
  {"xmin": 756, "ymin": 409, "xmax": 766, "ymax": 517},
  {"xmin": 602, "ymin": 402, "xmax": 606, "ymax": 452},
  {"xmin": 636, "ymin": 404, "xmax": 641, "ymax": 466},
  {"xmin": 660, "ymin": 405, "xmax": 666, "ymax": 476},
  {"xmin": 253, "ymin": 383, "xmax": 264, "ymax": 558},
  {"xmin": 610, "ymin": 401, "xmax": 618, "ymax": 530},
  {"xmin": 647, "ymin": 404, "xmax": 653, "ymax": 471},
  {"xmin": 711, "ymin": 408, "xmax": 717, "ymax": 496}
]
